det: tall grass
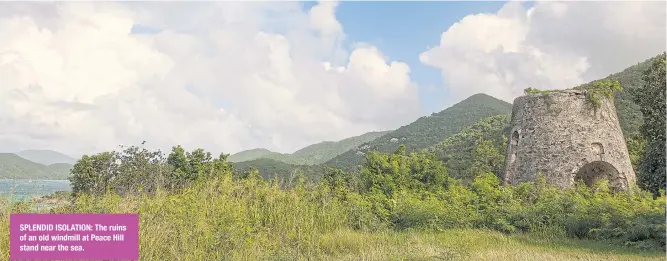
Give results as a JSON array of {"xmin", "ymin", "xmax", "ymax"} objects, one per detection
[{"xmin": 1, "ymin": 173, "xmax": 665, "ymax": 260}]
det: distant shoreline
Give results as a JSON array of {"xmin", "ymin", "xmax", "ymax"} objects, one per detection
[{"xmin": 0, "ymin": 179, "xmax": 72, "ymax": 201}]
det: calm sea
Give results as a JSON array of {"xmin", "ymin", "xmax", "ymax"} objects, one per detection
[{"xmin": 0, "ymin": 179, "xmax": 71, "ymax": 200}]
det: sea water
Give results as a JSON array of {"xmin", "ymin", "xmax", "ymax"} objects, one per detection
[{"xmin": 0, "ymin": 179, "xmax": 71, "ymax": 201}]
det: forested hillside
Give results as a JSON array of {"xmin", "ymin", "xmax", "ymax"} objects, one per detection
[
  {"xmin": 426, "ymin": 114, "xmax": 511, "ymax": 181},
  {"xmin": 574, "ymin": 55, "xmax": 655, "ymax": 136},
  {"xmin": 227, "ymin": 149, "xmax": 286, "ymax": 164},
  {"xmin": 0, "ymin": 153, "xmax": 71, "ymax": 179},
  {"xmin": 228, "ymin": 131, "xmax": 391, "ymax": 165},
  {"xmin": 324, "ymin": 93, "xmax": 513, "ymax": 172},
  {"xmin": 290, "ymin": 131, "xmax": 392, "ymax": 165}
]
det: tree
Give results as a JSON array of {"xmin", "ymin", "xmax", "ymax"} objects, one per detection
[
  {"xmin": 471, "ymin": 138, "xmax": 505, "ymax": 178},
  {"xmin": 167, "ymin": 145, "xmax": 190, "ymax": 187},
  {"xmin": 68, "ymin": 152, "xmax": 117, "ymax": 196},
  {"xmin": 69, "ymin": 145, "xmax": 172, "ymax": 196},
  {"xmin": 358, "ymin": 148, "xmax": 448, "ymax": 197},
  {"xmin": 631, "ymin": 53, "xmax": 666, "ymax": 197},
  {"xmin": 322, "ymin": 167, "xmax": 353, "ymax": 199},
  {"xmin": 114, "ymin": 145, "xmax": 169, "ymax": 195},
  {"xmin": 167, "ymin": 146, "xmax": 232, "ymax": 188},
  {"xmin": 625, "ymin": 132, "xmax": 647, "ymax": 171},
  {"xmin": 69, "ymin": 144, "xmax": 232, "ymax": 196}
]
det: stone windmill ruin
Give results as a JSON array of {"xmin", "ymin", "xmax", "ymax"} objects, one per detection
[{"xmin": 502, "ymin": 89, "xmax": 636, "ymax": 191}]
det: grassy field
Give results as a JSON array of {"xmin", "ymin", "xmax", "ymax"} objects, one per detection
[
  {"xmin": 0, "ymin": 175, "xmax": 664, "ymax": 261},
  {"xmin": 0, "ymin": 220, "xmax": 662, "ymax": 260},
  {"xmin": 311, "ymin": 229, "xmax": 664, "ymax": 261}
]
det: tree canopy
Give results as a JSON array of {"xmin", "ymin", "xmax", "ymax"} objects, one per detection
[{"xmin": 631, "ymin": 53, "xmax": 666, "ymax": 197}]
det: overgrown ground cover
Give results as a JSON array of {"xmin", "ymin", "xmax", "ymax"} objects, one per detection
[{"xmin": 1, "ymin": 166, "xmax": 664, "ymax": 260}]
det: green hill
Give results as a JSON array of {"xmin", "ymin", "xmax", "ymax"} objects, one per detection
[
  {"xmin": 324, "ymin": 93, "xmax": 513, "ymax": 172},
  {"xmin": 15, "ymin": 149, "xmax": 76, "ymax": 165},
  {"xmin": 228, "ymin": 149, "xmax": 287, "ymax": 163},
  {"xmin": 0, "ymin": 153, "xmax": 71, "ymax": 180},
  {"xmin": 231, "ymin": 94, "xmax": 512, "ymax": 178},
  {"xmin": 228, "ymin": 131, "xmax": 391, "ymax": 165},
  {"xmin": 45, "ymin": 163, "xmax": 74, "ymax": 177},
  {"xmin": 290, "ymin": 131, "xmax": 391, "ymax": 165}
]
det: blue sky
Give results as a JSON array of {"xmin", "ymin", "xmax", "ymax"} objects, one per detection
[
  {"xmin": 132, "ymin": 1, "xmax": 508, "ymax": 115},
  {"xmin": 320, "ymin": 1, "xmax": 506, "ymax": 114}
]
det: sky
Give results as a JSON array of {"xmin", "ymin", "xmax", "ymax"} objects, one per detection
[{"xmin": 0, "ymin": 1, "xmax": 664, "ymax": 157}]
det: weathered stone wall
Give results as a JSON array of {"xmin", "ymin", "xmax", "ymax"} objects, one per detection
[{"xmin": 502, "ymin": 89, "xmax": 636, "ymax": 190}]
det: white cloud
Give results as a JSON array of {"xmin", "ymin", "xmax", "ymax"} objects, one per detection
[
  {"xmin": 421, "ymin": 1, "xmax": 666, "ymax": 103},
  {"xmin": 0, "ymin": 2, "xmax": 420, "ymax": 156}
]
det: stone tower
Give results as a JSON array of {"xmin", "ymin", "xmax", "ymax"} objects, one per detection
[{"xmin": 502, "ymin": 89, "xmax": 636, "ymax": 190}]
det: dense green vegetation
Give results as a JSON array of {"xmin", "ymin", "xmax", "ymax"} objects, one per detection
[
  {"xmin": 232, "ymin": 114, "xmax": 510, "ymax": 185},
  {"xmin": 631, "ymin": 53, "xmax": 666, "ymax": 197},
  {"xmin": 582, "ymin": 79, "xmax": 624, "ymax": 111},
  {"xmin": 0, "ymin": 153, "xmax": 71, "ymax": 180},
  {"xmin": 427, "ymin": 114, "xmax": 510, "ymax": 181},
  {"xmin": 324, "ymin": 93, "xmax": 513, "ymax": 172},
  {"xmin": 232, "ymin": 158, "xmax": 326, "ymax": 183},
  {"xmin": 228, "ymin": 131, "xmax": 391, "ymax": 165},
  {"xmin": 3, "ymin": 175, "xmax": 664, "ymax": 260}
]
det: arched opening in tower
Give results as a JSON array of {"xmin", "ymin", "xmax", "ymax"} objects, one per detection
[{"xmin": 574, "ymin": 161, "xmax": 619, "ymax": 187}]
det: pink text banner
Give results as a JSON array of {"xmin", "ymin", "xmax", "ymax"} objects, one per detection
[{"xmin": 10, "ymin": 213, "xmax": 139, "ymax": 260}]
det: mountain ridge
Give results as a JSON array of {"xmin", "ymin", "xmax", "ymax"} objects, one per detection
[
  {"xmin": 228, "ymin": 130, "xmax": 391, "ymax": 165},
  {"xmin": 323, "ymin": 93, "xmax": 514, "ymax": 171},
  {"xmin": 0, "ymin": 153, "xmax": 72, "ymax": 180},
  {"xmin": 15, "ymin": 149, "xmax": 77, "ymax": 165}
]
